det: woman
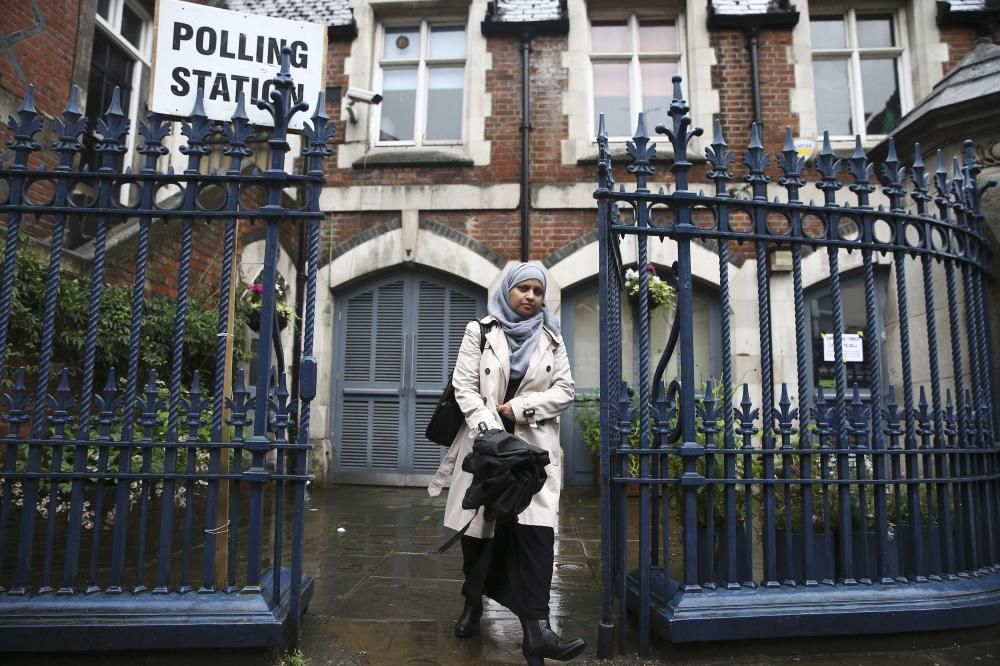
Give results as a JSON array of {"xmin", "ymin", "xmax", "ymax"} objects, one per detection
[{"xmin": 428, "ymin": 263, "xmax": 586, "ymax": 665}]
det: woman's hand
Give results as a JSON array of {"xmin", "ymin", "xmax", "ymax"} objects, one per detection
[{"xmin": 497, "ymin": 402, "xmax": 514, "ymax": 421}]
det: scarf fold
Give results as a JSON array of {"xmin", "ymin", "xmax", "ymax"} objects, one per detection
[{"xmin": 487, "ymin": 263, "xmax": 560, "ymax": 382}]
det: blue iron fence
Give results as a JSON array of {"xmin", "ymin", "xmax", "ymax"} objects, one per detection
[
  {"xmin": 0, "ymin": 51, "xmax": 331, "ymax": 650},
  {"xmin": 595, "ymin": 76, "xmax": 999, "ymax": 656}
]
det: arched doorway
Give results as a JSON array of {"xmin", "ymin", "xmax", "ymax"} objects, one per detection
[{"xmin": 331, "ymin": 268, "xmax": 486, "ymax": 485}]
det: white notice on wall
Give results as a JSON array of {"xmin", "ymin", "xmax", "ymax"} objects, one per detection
[
  {"xmin": 151, "ymin": 0, "xmax": 325, "ymax": 129},
  {"xmin": 823, "ymin": 333, "xmax": 864, "ymax": 363}
]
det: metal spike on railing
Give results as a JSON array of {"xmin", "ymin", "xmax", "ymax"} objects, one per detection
[
  {"xmin": 812, "ymin": 386, "xmax": 835, "ymax": 444},
  {"xmin": 910, "ymin": 143, "xmax": 931, "ymax": 214},
  {"xmin": 915, "ymin": 386, "xmax": 933, "ymax": 439},
  {"xmin": 223, "ymin": 92, "xmax": 254, "ymax": 162},
  {"xmin": 774, "ymin": 383, "xmax": 798, "ymax": 436},
  {"xmin": 95, "ymin": 87, "xmax": 130, "ymax": 169},
  {"xmin": 934, "ymin": 149, "xmax": 950, "ymax": 204},
  {"xmin": 847, "ymin": 383, "xmax": 869, "ymax": 437},
  {"xmin": 815, "ymin": 131, "xmax": 842, "ymax": 203},
  {"xmin": 255, "ymin": 46, "xmax": 310, "ymax": 153},
  {"xmin": 882, "ymin": 385, "xmax": 904, "ymax": 442},
  {"xmin": 880, "ymin": 137, "xmax": 906, "ymax": 211},
  {"xmin": 226, "ymin": 368, "xmax": 254, "ymax": 441},
  {"xmin": 95, "ymin": 368, "xmax": 122, "ymax": 439},
  {"xmin": 47, "ymin": 368, "xmax": 76, "ymax": 439},
  {"xmin": 1, "ymin": 368, "xmax": 31, "ymax": 429},
  {"xmin": 183, "ymin": 371, "xmax": 208, "ymax": 441},
  {"xmin": 52, "ymin": 86, "xmax": 87, "ymax": 168},
  {"xmin": 626, "ymin": 112, "xmax": 656, "ymax": 189},
  {"xmin": 7, "ymin": 85, "xmax": 43, "ymax": 165},
  {"xmin": 847, "ymin": 136, "xmax": 875, "ymax": 207},
  {"xmin": 777, "ymin": 126, "xmax": 806, "ymax": 202},
  {"xmin": 734, "ymin": 384, "xmax": 760, "ymax": 438},
  {"xmin": 742, "ymin": 123, "xmax": 770, "ymax": 197},
  {"xmin": 943, "ymin": 389, "xmax": 958, "ymax": 441},
  {"xmin": 705, "ymin": 118, "xmax": 734, "ymax": 196},
  {"xmin": 596, "ymin": 113, "xmax": 612, "ymax": 191},
  {"xmin": 136, "ymin": 370, "xmax": 164, "ymax": 441},
  {"xmin": 303, "ymin": 92, "xmax": 336, "ymax": 164},
  {"xmin": 180, "ymin": 88, "xmax": 213, "ymax": 160},
  {"xmin": 654, "ymin": 75, "xmax": 703, "ymax": 191}
]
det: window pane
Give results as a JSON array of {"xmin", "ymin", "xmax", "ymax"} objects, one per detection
[
  {"xmin": 638, "ymin": 21, "xmax": 676, "ymax": 53},
  {"xmin": 641, "ymin": 62, "xmax": 676, "ymax": 119},
  {"xmin": 97, "ymin": 0, "xmax": 110, "ymax": 19},
  {"xmin": 812, "ymin": 59, "xmax": 852, "ymax": 135},
  {"xmin": 383, "ymin": 27, "xmax": 420, "ymax": 59},
  {"xmin": 810, "ymin": 17, "xmax": 846, "ymax": 49},
  {"xmin": 571, "ymin": 292, "xmax": 601, "ymax": 389},
  {"xmin": 593, "ymin": 62, "xmax": 631, "ymax": 136},
  {"xmin": 591, "ymin": 22, "xmax": 629, "ymax": 53},
  {"xmin": 861, "ymin": 58, "xmax": 901, "ymax": 135},
  {"xmin": 429, "ymin": 26, "xmax": 465, "ymax": 58},
  {"xmin": 425, "ymin": 67, "xmax": 464, "ymax": 141},
  {"xmin": 857, "ymin": 15, "xmax": 894, "ymax": 48},
  {"xmin": 379, "ymin": 68, "xmax": 417, "ymax": 141},
  {"xmin": 121, "ymin": 4, "xmax": 144, "ymax": 50}
]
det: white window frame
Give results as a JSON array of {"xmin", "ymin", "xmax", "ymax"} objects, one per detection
[
  {"xmin": 373, "ymin": 20, "xmax": 468, "ymax": 147},
  {"xmin": 809, "ymin": 6, "xmax": 912, "ymax": 142},
  {"xmin": 94, "ymin": 0, "xmax": 152, "ymax": 169},
  {"xmin": 587, "ymin": 13, "xmax": 686, "ymax": 142}
]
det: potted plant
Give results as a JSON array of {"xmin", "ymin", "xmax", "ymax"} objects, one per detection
[
  {"xmin": 242, "ymin": 273, "xmax": 295, "ymax": 333},
  {"xmin": 624, "ymin": 263, "xmax": 675, "ymax": 316},
  {"xmin": 573, "ymin": 390, "xmax": 641, "ymax": 492}
]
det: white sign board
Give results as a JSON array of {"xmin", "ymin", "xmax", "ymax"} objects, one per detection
[
  {"xmin": 823, "ymin": 333, "xmax": 864, "ymax": 363},
  {"xmin": 151, "ymin": 0, "xmax": 324, "ymax": 129}
]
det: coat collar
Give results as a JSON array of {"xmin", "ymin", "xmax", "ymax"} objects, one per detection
[{"xmin": 480, "ymin": 316, "xmax": 560, "ymax": 383}]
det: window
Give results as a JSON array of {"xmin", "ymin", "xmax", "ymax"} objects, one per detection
[
  {"xmin": 805, "ymin": 273, "xmax": 888, "ymax": 402},
  {"xmin": 84, "ymin": 0, "xmax": 151, "ymax": 171},
  {"xmin": 810, "ymin": 10, "xmax": 906, "ymax": 139},
  {"xmin": 590, "ymin": 15, "xmax": 681, "ymax": 139},
  {"xmin": 375, "ymin": 22, "xmax": 466, "ymax": 145}
]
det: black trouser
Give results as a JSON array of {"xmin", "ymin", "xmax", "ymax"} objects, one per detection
[{"xmin": 461, "ymin": 520, "xmax": 554, "ymax": 621}]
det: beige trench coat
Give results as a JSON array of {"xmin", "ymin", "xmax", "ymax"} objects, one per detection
[{"xmin": 427, "ymin": 315, "xmax": 575, "ymax": 538}]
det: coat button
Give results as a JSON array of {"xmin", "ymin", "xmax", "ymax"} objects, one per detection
[
  {"xmin": 485, "ymin": 368, "xmax": 491, "ymax": 375},
  {"xmin": 546, "ymin": 365, "xmax": 551, "ymax": 372}
]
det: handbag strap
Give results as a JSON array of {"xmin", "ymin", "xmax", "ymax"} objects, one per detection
[{"xmin": 437, "ymin": 507, "xmax": 480, "ymax": 554}]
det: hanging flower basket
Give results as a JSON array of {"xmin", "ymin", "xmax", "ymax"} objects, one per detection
[
  {"xmin": 242, "ymin": 275, "xmax": 295, "ymax": 334},
  {"xmin": 624, "ymin": 264, "xmax": 675, "ymax": 314}
]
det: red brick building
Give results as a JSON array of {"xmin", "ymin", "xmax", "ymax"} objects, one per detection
[{"xmin": 1, "ymin": 0, "xmax": 996, "ymax": 486}]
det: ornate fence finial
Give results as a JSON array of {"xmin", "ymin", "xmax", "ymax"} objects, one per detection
[
  {"xmin": 626, "ymin": 112, "xmax": 656, "ymax": 191},
  {"xmin": 933, "ymin": 149, "xmax": 951, "ymax": 213},
  {"xmin": 7, "ymin": 85, "xmax": 43, "ymax": 167},
  {"xmin": 705, "ymin": 117, "xmax": 734, "ymax": 197},
  {"xmin": 136, "ymin": 370, "xmax": 164, "ymax": 441},
  {"xmin": 95, "ymin": 369, "xmax": 122, "ymax": 440},
  {"xmin": 774, "ymin": 383, "xmax": 799, "ymax": 440},
  {"xmin": 256, "ymin": 46, "xmax": 310, "ymax": 170},
  {"xmin": 847, "ymin": 135, "xmax": 875, "ymax": 208},
  {"xmin": 915, "ymin": 385, "xmax": 934, "ymax": 442},
  {"xmin": 268, "ymin": 371, "xmax": 292, "ymax": 442},
  {"xmin": 226, "ymin": 368, "xmax": 254, "ymax": 441},
  {"xmin": 138, "ymin": 111, "xmax": 171, "ymax": 172},
  {"xmin": 654, "ymin": 75, "xmax": 703, "ymax": 191},
  {"xmin": 777, "ymin": 126, "xmax": 805, "ymax": 203},
  {"xmin": 815, "ymin": 131, "xmax": 842, "ymax": 205},
  {"xmin": 880, "ymin": 137, "xmax": 906, "ymax": 212},
  {"xmin": 596, "ymin": 113, "xmax": 615, "ymax": 192},
  {"xmin": 812, "ymin": 386, "xmax": 835, "ymax": 446},
  {"xmin": 183, "ymin": 371, "xmax": 208, "ymax": 441},
  {"xmin": 47, "ymin": 368, "xmax": 76, "ymax": 439},
  {"xmin": 882, "ymin": 385, "xmax": 904, "ymax": 448},
  {"xmin": 1, "ymin": 368, "xmax": 32, "ymax": 430},
  {"xmin": 735, "ymin": 384, "xmax": 760, "ymax": 442},
  {"xmin": 846, "ymin": 384, "xmax": 869, "ymax": 439},
  {"xmin": 950, "ymin": 156, "xmax": 967, "ymax": 217},
  {"xmin": 223, "ymin": 92, "xmax": 255, "ymax": 172},
  {"xmin": 180, "ymin": 87, "xmax": 214, "ymax": 167},
  {"xmin": 303, "ymin": 91, "xmax": 335, "ymax": 170},
  {"xmin": 52, "ymin": 85, "xmax": 87, "ymax": 170},
  {"xmin": 95, "ymin": 87, "xmax": 130, "ymax": 171},
  {"xmin": 696, "ymin": 379, "xmax": 722, "ymax": 446},
  {"xmin": 742, "ymin": 122, "xmax": 770, "ymax": 199},
  {"xmin": 909, "ymin": 143, "xmax": 931, "ymax": 215}
]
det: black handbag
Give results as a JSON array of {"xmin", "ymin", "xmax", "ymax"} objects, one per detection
[{"xmin": 424, "ymin": 321, "xmax": 490, "ymax": 447}]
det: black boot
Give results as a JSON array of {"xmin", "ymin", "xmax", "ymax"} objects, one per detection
[
  {"xmin": 454, "ymin": 600, "xmax": 483, "ymax": 638},
  {"xmin": 520, "ymin": 618, "xmax": 587, "ymax": 664}
]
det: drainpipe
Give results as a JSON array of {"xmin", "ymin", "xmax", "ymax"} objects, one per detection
[
  {"xmin": 746, "ymin": 26, "xmax": 763, "ymax": 129},
  {"xmin": 520, "ymin": 33, "xmax": 532, "ymax": 263}
]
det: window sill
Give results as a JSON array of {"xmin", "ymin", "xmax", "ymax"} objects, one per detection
[{"xmin": 352, "ymin": 147, "xmax": 474, "ymax": 169}]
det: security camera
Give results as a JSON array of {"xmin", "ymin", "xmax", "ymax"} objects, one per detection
[
  {"xmin": 346, "ymin": 88, "xmax": 383, "ymax": 104},
  {"xmin": 345, "ymin": 88, "xmax": 383, "ymax": 123}
]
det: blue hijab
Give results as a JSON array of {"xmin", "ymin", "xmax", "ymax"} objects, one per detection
[{"xmin": 487, "ymin": 263, "xmax": 560, "ymax": 382}]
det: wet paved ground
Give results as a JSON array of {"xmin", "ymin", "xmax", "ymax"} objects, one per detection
[{"xmin": 8, "ymin": 484, "xmax": 1000, "ymax": 665}]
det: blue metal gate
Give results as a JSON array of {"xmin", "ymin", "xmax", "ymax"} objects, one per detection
[
  {"xmin": 595, "ymin": 76, "xmax": 999, "ymax": 656},
  {"xmin": 0, "ymin": 52, "xmax": 332, "ymax": 650}
]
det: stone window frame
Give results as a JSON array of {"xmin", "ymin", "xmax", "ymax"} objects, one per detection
[
  {"xmin": 588, "ymin": 14, "xmax": 685, "ymax": 141},
  {"xmin": 801, "ymin": 1, "xmax": 914, "ymax": 145},
  {"xmin": 372, "ymin": 20, "xmax": 468, "ymax": 148},
  {"xmin": 562, "ymin": 0, "xmax": 716, "ymax": 166},
  {"xmin": 92, "ymin": 0, "xmax": 153, "ymax": 170},
  {"xmin": 339, "ymin": 0, "xmax": 492, "ymax": 168}
]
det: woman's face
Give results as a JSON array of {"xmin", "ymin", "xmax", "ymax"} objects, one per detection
[{"xmin": 508, "ymin": 279, "xmax": 544, "ymax": 317}]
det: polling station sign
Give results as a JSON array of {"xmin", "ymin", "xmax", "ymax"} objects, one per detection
[{"xmin": 151, "ymin": 0, "xmax": 324, "ymax": 129}]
